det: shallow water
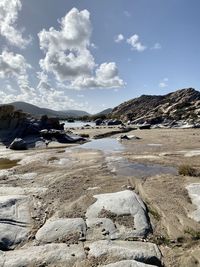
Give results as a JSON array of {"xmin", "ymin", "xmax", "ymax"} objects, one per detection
[
  {"xmin": 106, "ymin": 155, "xmax": 177, "ymax": 178},
  {"xmin": 79, "ymin": 138, "xmax": 124, "ymax": 153},
  {"xmin": 60, "ymin": 120, "xmax": 95, "ymax": 128},
  {"xmin": 78, "ymin": 138, "xmax": 177, "ymax": 178},
  {"xmin": 0, "ymin": 158, "xmax": 19, "ymax": 169}
]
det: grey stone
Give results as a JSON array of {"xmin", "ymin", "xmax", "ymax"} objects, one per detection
[
  {"xmin": 102, "ymin": 260, "xmax": 159, "ymax": 267},
  {"xmin": 36, "ymin": 217, "xmax": 87, "ymax": 243},
  {"xmin": 0, "ymin": 194, "xmax": 31, "ymax": 250},
  {"xmin": 186, "ymin": 183, "xmax": 200, "ymax": 222},
  {"xmin": 86, "ymin": 190, "xmax": 150, "ymax": 238},
  {"xmin": 0, "ymin": 243, "xmax": 85, "ymax": 267},
  {"xmin": 87, "ymin": 240, "xmax": 162, "ymax": 266}
]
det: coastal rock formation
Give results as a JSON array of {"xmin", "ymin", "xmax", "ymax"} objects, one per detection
[{"xmin": 111, "ymin": 88, "xmax": 200, "ymax": 124}]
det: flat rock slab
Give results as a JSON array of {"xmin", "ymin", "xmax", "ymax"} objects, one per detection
[
  {"xmin": 0, "ymin": 243, "xmax": 85, "ymax": 267},
  {"xmin": 86, "ymin": 240, "xmax": 162, "ymax": 266},
  {"xmin": 186, "ymin": 183, "xmax": 200, "ymax": 222},
  {"xmin": 36, "ymin": 218, "xmax": 87, "ymax": 243},
  {"xmin": 86, "ymin": 190, "xmax": 150, "ymax": 238},
  {"xmin": 0, "ymin": 194, "xmax": 31, "ymax": 250},
  {"xmin": 102, "ymin": 260, "xmax": 159, "ymax": 267}
]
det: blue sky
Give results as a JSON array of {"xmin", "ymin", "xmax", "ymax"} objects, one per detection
[{"xmin": 0, "ymin": 0, "xmax": 199, "ymax": 113}]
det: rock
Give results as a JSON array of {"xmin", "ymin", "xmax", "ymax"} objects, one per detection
[
  {"xmin": 0, "ymin": 194, "xmax": 31, "ymax": 250},
  {"xmin": 111, "ymin": 88, "xmax": 200, "ymax": 124},
  {"xmin": 118, "ymin": 135, "xmax": 140, "ymax": 141},
  {"xmin": 9, "ymin": 138, "xmax": 27, "ymax": 150},
  {"xmin": 186, "ymin": 183, "xmax": 200, "ymax": 222},
  {"xmin": 86, "ymin": 240, "xmax": 162, "ymax": 266},
  {"xmin": 86, "ymin": 190, "xmax": 151, "ymax": 239},
  {"xmin": 0, "ymin": 243, "xmax": 85, "ymax": 267},
  {"xmin": 138, "ymin": 124, "xmax": 151, "ymax": 130},
  {"xmin": 102, "ymin": 260, "xmax": 159, "ymax": 267},
  {"xmin": 107, "ymin": 120, "xmax": 122, "ymax": 126},
  {"xmin": 36, "ymin": 218, "xmax": 87, "ymax": 243},
  {"xmin": 86, "ymin": 218, "xmax": 119, "ymax": 240},
  {"xmin": 95, "ymin": 118, "xmax": 103, "ymax": 126}
]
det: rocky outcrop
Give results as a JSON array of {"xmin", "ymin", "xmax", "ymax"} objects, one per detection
[
  {"xmin": 0, "ymin": 105, "xmax": 85, "ymax": 148},
  {"xmin": 111, "ymin": 88, "xmax": 200, "ymax": 124}
]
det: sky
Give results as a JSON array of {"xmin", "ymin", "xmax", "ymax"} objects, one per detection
[{"xmin": 0, "ymin": 0, "xmax": 200, "ymax": 113}]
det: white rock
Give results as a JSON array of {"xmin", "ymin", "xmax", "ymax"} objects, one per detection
[
  {"xmin": 86, "ymin": 190, "xmax": 150, "ymax": 238},
  {"xmin": 186, "ymin": 183, "xmax": 200, "ymax": 222},
  {"xmin": 36, "ymin": 218, "xmax": 86, "ymax": 243},
  {"xmin": 0, "ymin": 243, "xmax": 85, "ymax": 267},
  {"xmin": 102, "ymin": 260, "xmax": 159, "ymax": 267},
  {"xmin": 87, "ymin": 240, "xmax": 161, "ymax": 265}
]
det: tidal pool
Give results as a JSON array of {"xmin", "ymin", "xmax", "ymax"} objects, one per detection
[{"xmin": 0, "ymin": 158, "xmax": 19, "ymax": 169}]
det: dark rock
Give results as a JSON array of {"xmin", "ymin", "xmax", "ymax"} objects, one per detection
[{"xmin": 9, "ymin": 138, "xmax": 27, "ymax": 150}]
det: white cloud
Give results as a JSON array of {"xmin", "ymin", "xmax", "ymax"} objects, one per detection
[
  {"xmin": 159, "ymin": 78, "xmax": 168, "ymax": 88},
  {"xmin": 114, "ymin": 34, "xmax": 124, "ymax": 43},
  {"xmin": 152, "ymin": 43, "xmax": 162, "ymax": 50},
  {"xmin": 70, "ymin": 62, "xmax": 124, "ymax": 89},
  {"xmin": 0, "ymin": 0, "xmax": 31, "ymax": 48},
  {"xmin": 127, "ymin": 34, "xmax": 146, "ymax": 52},
  {"xmin": 0, "ymin": 50, "xmax": 34, "ymax": 93},
  {"xmin": 38, "ymin": 8, "xmax": 124, "ymax": 90}
]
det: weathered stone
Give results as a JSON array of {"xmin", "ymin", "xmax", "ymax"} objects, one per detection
[
  {"xmin": 86, "ymin": 218, "xmax": 119, "ymax": 240},
  {"xmin": 0, "ymin": 243, "xmax": 85, "ymax": 267},
  {"xmin": 86, "ymin": 240, "xmax": 162, "ymax": 266},
  {"xmin": 102, "ymin": 260, "xmax": 159, "ymax": 267},
  {"xmin": 0, "ymin": 194, "xmax": 31, "ymax": 250},
  {"xmin": 86, "ymin": 190, "xmax": 150, "ymax": 238},
  {"xmin": 36, "ymin": 218, "xmax": 87, "ymax": 243},
  {"xmin": 186, "ymin": 183, "xmax": 200, "ymax": 222}
]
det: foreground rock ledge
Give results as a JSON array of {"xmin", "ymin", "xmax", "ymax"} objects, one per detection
[
  {"xmin": 86, "ymin": 240, "xmax": 162, "ymax": 266},
  {"xmin": 0, "ymin": 243, "xmax": 85, "ymax": 267}
]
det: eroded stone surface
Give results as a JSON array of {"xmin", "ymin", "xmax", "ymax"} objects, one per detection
[
  {"xmin": 36, "ymin": 217, "xmax": 87, "ymax": 243},
  {"xmin": 186, "ymin": 183, "xmax": 200, "ymax": 222},
  {"xmin": 0, "ymin": 243, "xmax": 85, "ymax": 267},
  {"xmin": 86, "ymin": 240, "xmax": 162, "ymax": 266},
  {"xmin": 86, "ymin": 190, "xmax": 150, "ymax": 238},
  {"xmin": 0, "ymin": 194, "xmax": 31, "ymax": 250},
  {"xmin": 102, "ymin": 260, "xmax": 159, "ymax": 267}
]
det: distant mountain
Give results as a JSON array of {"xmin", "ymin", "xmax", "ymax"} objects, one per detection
[
  {"xmin": 111, "ymin": 88, "xmax": 200, "ymax": 123},
  {"xmin": 95, "ymin": 108, "xmax": 113, "ymax": 116},
  {"xmin": 4, "ymin": 101, "xmax": 90, "ymax": 118}
]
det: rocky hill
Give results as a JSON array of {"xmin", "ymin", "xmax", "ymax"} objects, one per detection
[{"xmin": 111, "ymin": 88, "xmax": 200, "ymax": 124}]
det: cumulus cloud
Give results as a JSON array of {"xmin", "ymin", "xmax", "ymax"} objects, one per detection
[
  {"xmin": 38, "ymin": 8, "xmax": 124, "ymax": 89},
  {"xmin": 0, "ymin": 50, "xmax": 34, "ymax": 93},
  {"xmin": 127, "ymin": 34, "xmax": 146, "ymax": 52},
  {"xmin": 114, "ymin": 34, "xmax": 124, "ymax": 43},
  {"xmin": 0, "ymin": 0, "xmax": 31, "ymax": 48},
  {"xmin": 70, "ymin": 62, "xmax": 124, "ymax": 89}
]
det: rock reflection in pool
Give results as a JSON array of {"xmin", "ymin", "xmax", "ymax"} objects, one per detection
[{"xmin": 106, "ymin": 156, "xmax": 177, "ymax": 178}]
